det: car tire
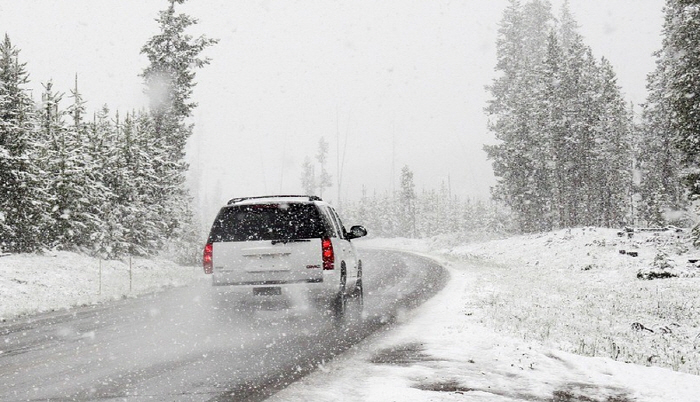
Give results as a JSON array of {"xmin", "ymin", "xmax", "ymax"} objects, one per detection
[
  {"xmin": 353, "ymin": 260, "xmax": 364, "ymax": 305},
  {"xmin": 332, "ymin": 263, "xmax": 348, "ymax": 319},
  {"xmin": 344, "ymin": 260, "xmax": 364, "ymax": 323}
]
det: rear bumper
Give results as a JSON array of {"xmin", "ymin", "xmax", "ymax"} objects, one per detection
[
  {"xmin": 212, "ymin": 278, "xmax": 322, "ymax": 286},
  {"xmin": 211, "ymin": 272, "xmax": 340, "ymax": 303}
]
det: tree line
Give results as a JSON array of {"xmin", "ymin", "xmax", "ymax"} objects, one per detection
[
  {"xmin": 485, "ymin": 0, "xmax": 634, "ymax": 233},
  {"xmin": 341, "ymin": 0, "xmax": 700, "ymax": 239},
  {"xmin": 485, "ymin": 0, "xmax": 700, "ymax": 235},
  {"xmin": 4, "ymin": 0, "xmax": 698, "ymax": 257},
  {"xmin": 339, "ymin": 166, "xmax": 512, "ymax": 239},
  {"xmin": 0, "ymin": 0, "xmax": 216, "ymax": 261}
]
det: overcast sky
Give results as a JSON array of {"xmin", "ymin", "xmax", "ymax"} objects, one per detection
[{"xmin": 0, "ymin": 0, "xmax": 665, "ymax": 219}]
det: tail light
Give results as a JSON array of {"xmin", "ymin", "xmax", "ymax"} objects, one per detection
[
  {"xmin": 203, "ymin": 243, "xmax": 213, "ymax": 274},
  {"xmin": 322, "ymin": 237, "xmax": 334, "ymax": 270}
]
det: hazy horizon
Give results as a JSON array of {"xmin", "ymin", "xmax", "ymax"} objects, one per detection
[{"xmin": 0, "ymin": 0, "xmax": 664, "ymax": 223}]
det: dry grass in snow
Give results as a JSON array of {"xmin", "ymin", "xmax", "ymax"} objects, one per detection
[{"xmin": 443, "ymin": 227, "xmax": 700, "ymax": 375}]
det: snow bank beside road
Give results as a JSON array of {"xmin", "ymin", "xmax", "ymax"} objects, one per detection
[
  {"xmin": 274, "ymin": 230, "xmax": 700, "ymax": 401},
  {"xmin": 0, "ymin": 251, "xmax": 203, "ymax": 320},
  {"xmin": 272, "ymin": 253, "xmax": 700, "ymax": 402},
  {"xmin": 445, "ymin": 227, "xmax": 700, "ymax": 375}
]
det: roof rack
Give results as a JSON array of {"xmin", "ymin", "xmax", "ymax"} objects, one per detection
[{"xmin": 227, "ymin": 195, "xmax": 322, "ymax": 205}]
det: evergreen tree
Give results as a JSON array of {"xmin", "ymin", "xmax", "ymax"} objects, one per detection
[
  {"xmin": 376, "ymin": 191, "xmax": 398, "ymax": 237},
  {"xmin": 541, "ymin": 30, "xmax": 567, "ymax": 227},
  {"xmin": 35, "ymin": 81, "xmax": 67, "ymax": 247},
  {"xmin": 341, "ymin": 185, "xmax": 511, "ymax": 239},
  {"xmin": 36, "ymin": 81, "xmax": 104, "ymax": 250},
  {"xmin": 300, "ymin": 156, "xmax": 316, "ymax": 195},
  {"xmin": 484, "ymin": 0, "xmax": 555, "ymax": 232},
  {"xmin": 0, "ymin": 34, "xmax": 47, "ymax": 252},
  {"xmin": 67, "ymin": 79, "xmax": 113, "ymax": 251},
  {"xmin": 141, "ymin": 0, "xmax": 218, "ymax": 159},
  {"xmin": 559, "ymin": 31, "xmax": 588, "ymax": 226},
  {"xmin": 557, "ymin": 0, "xmax": 579, "ymax": 51},
  {"xmin": 399, "ymin": 165, "xmax": 416, "ymax": 237},
  {"xmin": 592, "ymin": 59, "xmax": 633, "ymax": 227},
  {"xmin": 94, "ymin": 109, "xmax": 162, "ymax": 257},
  {"xmin": 661, "ymin": 0, "xmax": 700, "ymax": 197},
  {"xmin": 418, "ymin": 189, "xmax": 437, "ymax": 236},
  {"xmin": 316, "ymin": 136, "xmax": 332, "ymax": 198},
  {"xmin": 638, "ymin": 62, "xmax": 685, "ymax": 225},
  {"xmin": 637, "ymin": 0, "xmax": 698, "ymax": 230},
  {"xmin": 90, "ymin": 106, "xmax": 129, "ymax": 257},
  {"xmin": 485, "ymin": 0, "xmax": 634, "ymax": 231},
  {"xmin": 140, "ymin": 0, "xmax": 217, "ymax": 253}
]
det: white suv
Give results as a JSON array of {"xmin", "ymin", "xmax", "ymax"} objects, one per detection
[{"xmin": 203, "ymin": 195, "xmax": 367, "ymax": 317}]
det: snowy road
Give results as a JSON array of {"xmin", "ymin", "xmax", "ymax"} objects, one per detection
[{"xmin": 0, "ymin": 249, "xmax": 448, "ymax": 401}]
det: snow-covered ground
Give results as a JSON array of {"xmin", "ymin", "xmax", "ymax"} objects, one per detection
[
  {"xmin": 273, "ymin": 228, "xmax": 700, "ymax": 401},
  {"xmin": 0, "ymin": 251, "xmax": 203, "ymax": 320},
  {"xmin": 2, "ymin": 228, "xmax": 700, "ymax": 400}
]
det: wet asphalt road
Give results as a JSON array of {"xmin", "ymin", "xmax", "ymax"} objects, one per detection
[{"xmin": 0, "ymin": 249, "xmax": 448, "ymax": 401}]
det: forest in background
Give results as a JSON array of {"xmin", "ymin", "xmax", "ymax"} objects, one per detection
[
  {"xmin": 0, "ymin": 0, "xmax": 216, "ymax": 262},
  {"xmin": 2, "ymin": 0, "xmax": 700, "ymax": 261},
  {"xmin": 335, "ymin": 0, "xmax": 700, "ymax": 240}
]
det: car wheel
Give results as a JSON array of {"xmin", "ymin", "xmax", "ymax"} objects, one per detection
[
  {"xmin": 353, "ymin": 260, "xmax": 364, "ymax": 306},
  {"xmin": 346, "ymin": 260, "xmax": 364, "ymax": 323},
  {"xmin": 332, "ymin": 263, "xmax": 348, "ymax": 319}
]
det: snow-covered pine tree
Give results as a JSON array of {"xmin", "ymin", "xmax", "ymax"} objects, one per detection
[
  {"xmin": 381, "ymin": 190, "xmax": 400, "ymax": 237},
  {"xmin": 125, "ymin": 110, "xmax": 167, "ymax": 255},
  {"xmin": 316, "ymin": 137, "xmax": 332, "ymax": 198},
  {"xmin": 637, "ymin": 61, "xmax": 685, "ymax": 225},
  {"xmin": 65, "ymin": 79, "xmax": 110, "ymax": 252},
  {"xmin": 487, "ymin": 1, "xmax": 634, "ymax": 231},
  {"xmin": 484, "ymin": 0, "xmax": 555, "ymax": 232},
  {"xmin": 418, "ymin": 188, "xmax": 437, "ymax": 237},
  {"xmin": 355, "ymin": 185, "xmax": 370, "ymax": 228},
  {"xmin": 637, "ymin": 0, "xmax": 698, "ymax": 230},
  {"xmin": 484, "ymin": 0, "xmax": 529, "ymax": 230},
  {"xmin": 300, "ymin": 156, "xmax": 316, "ymax": 196},
  {"xmin": 546, "ymin": 4, "xmax": 585, "ymax": 228},
  {"xmin": 36, "ymin": 81, "xmax": 104, "ymax": 251},
  {"xmin": 0, "ymin": 34, "xmax": 48, "ymax": 252},
  {"xmin": 35, "ymin": 82, "xmax": 69, "ymax": 248},
  {"xmin": 140, "ymin": 0, "xmax": 217, "ymax": 260},
  {"xmin": 540, "ymin": 30, "xmax": 568, "ymax": 228},
  {"xmin": 591, "ymin": 58, "xmax": 633, "ymax": 227},
  {"xmin": 550, "ymin": 2, "xmax": 635, "ymax": 229},
  {"xmin": 556, "ymin": 21, "xmax": 599, "ymax": 227},
  {"xmin": 341, "ymin": 182, "xmax": 512, "ymax": 239},
  {"xmin": 141, "ymin": 0, "xmax": 218, "ymax": 160},
  {"xmin": 93, "ymin": 109, "xmax": 161, "ymax": 258},
  {"xmin": 545, "ymin": 4, "xmax": 634, "ymax": 229},
  {"xmin": 472, "ymin": 199, "xmax": 489, "ymax": 232},
  {"xmin": 661, "ymin": 1, "xmax": 700, "ymax": 196},
  {"xmin": 399, "ymin": 165, "xmax": 417, "ymax": 237},
  {"xmin": 461, "ymin": 198, "xmax": 477, "ymax": 233},
  {"xmin": 90, "ymin": 106, "xmax": 128, "ymax": 257}
]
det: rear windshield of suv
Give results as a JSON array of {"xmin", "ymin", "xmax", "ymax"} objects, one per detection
[{"xmin": 208, "ymin": 203, "xmax": 328, "ymax": 242}]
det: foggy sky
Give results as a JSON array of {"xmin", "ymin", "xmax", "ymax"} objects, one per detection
[{"xmin": 0, "ymin": 0, "xmax": 664, "ymax": 221}]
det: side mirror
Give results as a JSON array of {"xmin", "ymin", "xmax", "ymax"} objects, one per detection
[{"xmin": 347, "ymin": 225, "xmax": 368, "ymax": 240}]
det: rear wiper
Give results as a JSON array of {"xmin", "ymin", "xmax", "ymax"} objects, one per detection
[{"xmin": 271, "ymin": 239, "xmax": 311, "ymax": 245}]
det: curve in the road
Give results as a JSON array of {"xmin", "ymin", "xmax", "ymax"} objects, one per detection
[{"xmin": 0, "ymin": 249, "xmax": 449, "ymax": 402}]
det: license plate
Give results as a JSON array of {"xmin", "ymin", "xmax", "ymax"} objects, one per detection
[{"xmin": 253, "ymin": 287, "xmax": 282, "ymax": 296}]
